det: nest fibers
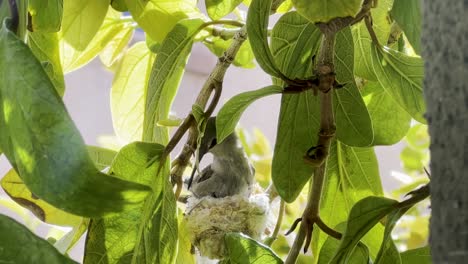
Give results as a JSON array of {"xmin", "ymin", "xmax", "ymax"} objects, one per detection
[{"xmin": 184, "ymin": 193, "xmax": 270, "ymax": 259}]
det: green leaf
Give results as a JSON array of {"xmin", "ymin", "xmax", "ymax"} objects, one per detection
[
  {"xmin": 313, "ymin": 141, "xmax": 384, "ymax": 256},
  {"xmin": 176, "ymin": 217, "xmax": 196, "ymax": 264},
  {"xmin": 333, "ymin": 27, "xmax": 374, "ymax": 147},
  {"xmin": 362, "ymin": 81, "xmax": 411, "ymax": 145},
  {"xmin": 405, "ymin": 124, "xmax": 429, "ymax": 150},
  {"xmin": 400, "ymin": 146, "xmax": 428, "ymax": 172},
  {"xmin": 354, "ymin": 0, "xmax": 394, "ymax": 80},
  {"xmin": 111, "ymin": 0, "xmax": 128, "ymax": 12},
  {"xmin": 330, "ymin": 196, "xmax": 398, "ymax": 263},
  {"xmin": 87, "ymin": 145, "xmax": 117, "ymax": 170},
  {"xmin": 216, "ymin": 85, "xmax": 283, "ymax": 143},
  {"xmin": 391, "ymin": 0, "xmax": 421, "ymax": 54},
  {"xmin": 125, "ymin": 0, "xmax": 204, "ymax": 43},
  {"xmin": 206, "ymin": 0, "xmax": 243, "ymax": 20},
  {"xmin": 85, "ymin": 142, "xmax": 177, "ymax": 264},
  {"xmin": 29, "ymin": 0, "xmax": 63, "ymax": 32},
  {"xmin": 0, "ymin": 20, "xmax": 150, "ymax": 217},
  {"xmin": 292, "ymin": 0, "xmax": 363, "ymax": 23},
  {"xmin": 247, "ymin": 0, "xmax": 286, "ymax": 79},
  {"xmin": 61, "ymin": 0, "xmax": 109, "ymax": 50},
  {"xmin": 0, "ymin": 215, "xmax": 78, "ymax": 264},
  {"xmin": 224, "ymin": 233, "xmax": 283, "ymax": 264},
  {"xmin": 111, "ymin": 42, "xmax": 155, "ymax": 143},
  {"xmin": 204, "ymin": 38, "xmax": 256, "ymax": 68},
  {"xmin": 374, "ymin": 209, "xmax": 405, "ymax": 264},
  {"xmin": 354, "ymin": 26, "xmax": 425, "ymax": 123},
  {"xmin": 143, "ymin": 19, "xmax": 205, "ymax": 143},
  {"xmin": 270, "ymin": 11, "xmax": 322, "ymax": 202},
  {"xmin": 99, "ymin": 25, "xmax": 134, "ymax": 67},
  {"xmin": 1, "ymin": 169, "xmax": 82, "ymax": 227},
  {"xmin": 60, "ymin": 9, "xmax": 133, "ymax": 73},
  {"xmin": 401, "ymin": 246, "xmax": 431, "ymax": 264},
  {"xmin": 28, "ymin": 31, "xmax": 65, "ymax": 96}
]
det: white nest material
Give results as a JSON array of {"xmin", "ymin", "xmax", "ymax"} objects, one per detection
[{"xmin": 184, "ymin": 193, "xmax": 270, "ymax": 259}]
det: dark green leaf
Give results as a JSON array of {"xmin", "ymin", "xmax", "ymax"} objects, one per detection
[
  {"xmin": 313, "ymin": 141, "xmax": 384, "ymax": 256},
  {"xmin": 206, "ymin": 0, "xmax": 243, "ymax": 20},
  {"xmin": 292, "ymin": 0, "xmax": 363, "ymax": 23},
  {"xmin": 125, "ymin": 0, "xmax": 204, "ymax": 43},
  {"xmin": 270, "ymin": 11, "xmax": 322, "ymax": 202},
  {"xmin": 391, "ymin": 0, "xmax": 421, "ymax": 54},
  {"xmin": 111, "ymin": 42, "xmax": 155, "ymax": 143},
  {"xmin": 361, "ymin": 81, "xmax": 411, "ymax": 145},
  {"xmin": 247, "ymin": 0, "xmax": 286, "ymax": 79},
  {"xmin": 374, "ymin": 209, "xmax": 405, "ymax": 264},
  {"xmin": 111, "ymin": 0, "xmax": 128, "ymax": 12},
  {"xmin": 29, "ymin": 0, "xmax": 63, "ymax": 32},
  {"xmin": 143, "ymin": 19, "xmax": 205, "ymax": 143},
  {"xmin": 401, "ymin": 246, "xmax": 431, "ymax": 264},
  {"xmin": 216, "ymin": 85, "xmax": 283, "ymax": 143},
  {"xmin": 0, "ymin": 214, "xmax": 78, "ymax": 263},
  {"xmin": 224, "ymin": 233, "xmax": 283, "ymax": 264},
  {"xmin": 61, "ymin": 0, "xmax": 109, "ymax": 50},
  {"xmin": 28, "ymin": 31, "xmax": 65, "ymax": 96},
  {"xmin": 333, "ymin": 28, "xmax": 374, "ymax": 147},
  {"xmin": 85, "ymin": 142, "xmax": 177, "ymax": 264},
  {"xmin": 330, "ymin": 196, "xmax": 398, "ymax": 263},
  {"xmin": 0, "ymin": 20, "xmax": 150, "ymax": 217}
]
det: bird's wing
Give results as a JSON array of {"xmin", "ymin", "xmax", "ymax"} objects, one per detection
[{"xmin": 195, "ymin": 165, "xmax": 214, "ymax": 184}]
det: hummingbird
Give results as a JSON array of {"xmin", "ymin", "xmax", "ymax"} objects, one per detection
[{"xmin": 187, "ymin": 117, "xmax": 255, "ymax": 198}]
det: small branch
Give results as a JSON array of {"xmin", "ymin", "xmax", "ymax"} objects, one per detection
[
  {"xmin": 399, "ymin": 183, "xmax": 430, "ymax": 209},
  {"xmin": 285, "ymin": 225, "xmax": 306, "ymax": 264},
  {"xmin": 264, "ymin": 199, "xmax": 285, "ymax": 246},
  {"xmin": 167, "ymin": 27, "xmax": 247, "ymax": 199},
  {"xmin": 364, "ymin": 15, "xmax": 381, "ymax": 47}
]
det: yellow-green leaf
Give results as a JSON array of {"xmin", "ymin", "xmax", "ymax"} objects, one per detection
[
  {"xmin": 206, "ymin": 0, "xmax": 243, "ymax": 20},
  {"xmin": 28, "ymin": 0, "xmax": 63, "ymax": 32},
  {"xmin": 292, "ymin": 0, "xmax": 363, "ymax": 23}
]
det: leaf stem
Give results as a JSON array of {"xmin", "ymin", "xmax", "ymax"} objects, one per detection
[{"xmin": 265, "ymin": 199, "xmax": 285, "ymax": 246}]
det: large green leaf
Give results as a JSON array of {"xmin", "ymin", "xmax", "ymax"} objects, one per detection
[
  {"xmin": 391, "ymin": 0, "xmax": 421, "ymax": 54},
  {"xmin": 247, "ymin": 0, "xmax": 286, "ymax": 79},
  {"xmin": 204, "ymin": 38, "xmax": 256, "ymax": 68},
  {"xmin": 216, "ymin": 85, "xmax": 283, "ymax": 143},
  {"xmin": 318, "ymin": 237, "xmax": 371, "ymax": 264},
  {"xmin": 206, "ymin": 0, "xmax": 243, "ymax": 20},
  {"xmin": 0, "ymin": 215, "xmax": 77, "ymax": 264},
  {"xmin": 28, "ymin": 31, "xmax": 65, "ymax": 96},
  {"xmin": 99, "ymin": 24, "xmax": 134, "ymax": 67},
  {"xmin": 60, "ymin": 9, "xmax": 133, "ymax": 73},
  {"xmin": 28, "ymin": 0, "xmax": 63, "ymax": 32},
  {"xmin": 292, "ymin": 0, "xmax": 363, "ymax": 23},
  {"xmin": 333, "ymin": 27, "xmax": 374, "ymax": 147},
  {"xmin": 0, "ymin": 20, "xmax": 150, "ymax": 217},
  {"xmin": 354, "ymin": 25, "xmax": 425, "ymax": 123},
  {"xmin": 143, "ymin": 19, "xmax": 204, "ymax": 143},
  {"xmin": 61, "ymin": 0, "xmax": 109, "ymax": 50},
  {"xmin": 330, "ymin": 196, "xmax": 398, "ymax": 263},
  {"xmin": 125, "ymin": 0, "xmax": 204, "ymax": 43},
  {"xmin": 111, "ymin": 42, "xmax": 155, "ymax": 143},
  {"xmin": 270, "ymin": 11, "xmax": 322, "ymax": 202},
  {"xmin": 85, "ymin": 142, "xmax": 177, "ymax": 264},
  {"xmin": 176, "ymin": 217, "xmax": 196, "ymax": 264},
  {"xmin": 400, "ymin": 246, "xmax": 431, "ymax": 264},
  {"xmin": 87, "ymin": 145, "xmax": 118, "ymax": 171},
  {"xmin": 313, "ymin": 140, "xmax": 384, "ymax": 257},
  {"xmin": 361, "ymin": 81, "xmax": 411, "ymax": 145},
  {"xmin": 224, "ymin": 233, "xmax": 283, "ymax": 264}
]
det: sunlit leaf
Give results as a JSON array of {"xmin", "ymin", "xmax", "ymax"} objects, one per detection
[
  {"xmin": 206, "ymin": 0, "xmax": 243, "ymax": 20},
  {"xmin": 0, "ymin": 215, "xmax": 77, "ymax": 263},
  {"xmin": 28, "ymin": 0, "xmax": 63, "ymax": 32},
  {"xmin": 292, "ymin": 0, "xmax": 362, "ymax": 23},
  {"xmin": 216, "ymin": 85, "xmax": 283, "ymax": 143},
  {"xmin": 61, "ymin": 0, "xmax": 109, "ymax": 50},
  {"xmin": 60, "ymin": 9, "xmax": 133, "ymax": 73},
  {"xmin": 176, "ymin": 217, "xmax": 196, "ymax": 264},
  {"xmin": 247, "ymin": 0, "xmax": 286, "ymax": 79},
  {"xmin": 87, "ymin": 145, "xmax": 117, "ymax": 170},
  {"xmin": 330, "ymin": 196, "xmax": 398, "ymax": 263},
  {"xmin": 111, "ymin": 42, "xmax": 155, "ymax": 143},
  {"xmin": 143, "ymin": 18, "xmax": 205, "ymax": 143},
  {"xmin": 125, "ymin": 0, "xmax": 204, "ymax": 43},
  {"xmin": 28, "ymin": 31, "xmax": 65, "ymax": 96},
  {"xmin": 405, "ymin": 124, "xmax": 429, "ymax": 150},
  {"xmin": 0, "ymin": 20, "xmax": 150, "ymax": 217},
  {"xmin": 362, "ymin": 81, "xmax": 411, "ymax": 145},
  {"xmin": 99, "ymin": 25, "xmax": 134, "ymax": 67},
  {"xmin": 54, "ymin": 219, "xmax": 89, "ymax": 254},
  {"xmin": 391, "ymin": 0, "xmax": 421, "ymax": 54},
  {"xmin": 319, "ymin": 237, "xmax": 371, "ymax": 264},
  {"xmin": 204, "ymin": 38, "xmax": 256, "ymax": 68},
  {"xmin": 224, "ymin": 233, "xmax": 283, "ymax": 264}
]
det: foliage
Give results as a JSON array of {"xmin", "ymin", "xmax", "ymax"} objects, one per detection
[{"xmin": 0, "ymin": 0, "xmax": 430, "ymax": 263}]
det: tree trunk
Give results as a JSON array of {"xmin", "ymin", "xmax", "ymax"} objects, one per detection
[{"xmin": 423, "ymin": 1, "xmax": 468, "ymax": 263}]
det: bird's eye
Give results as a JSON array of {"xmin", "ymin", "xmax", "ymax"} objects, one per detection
[{"xmin": 209, "ymin": 138, "xmax": 217, "ymax": 148}]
